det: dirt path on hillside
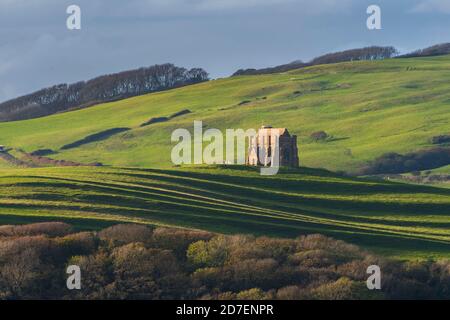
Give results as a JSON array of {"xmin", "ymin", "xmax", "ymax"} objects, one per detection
[
  {"xmin": 0, "ymin": 149, "xmax": 101, "ymax": 168},
  {"xmin": 0, "ymin": 151, "xmax": 34, "ymax": 167},
  {"xmin": 20, "ymin": 152, "xmax": 101, "ymax": 167}
]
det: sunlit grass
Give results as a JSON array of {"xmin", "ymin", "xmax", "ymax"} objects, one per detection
[
  {"xmin": 1, "ymin": 165, "xmax": 450, "ymax": 260},
  {"xmin": 0, "ymin": 56, "xmax": 450, "ymax": 173}
]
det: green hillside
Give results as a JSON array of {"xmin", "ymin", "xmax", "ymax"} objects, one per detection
[
  {"xmin": 1, "ymin": 55, "xmax": 450, "ymax": 173},
  {"xmin": 1, "ymin": 56, "xmax": 450, "ymax": 260},
  {"xmin": 1, "ymin": 165, "xmax": 450, "ymax": 260}
]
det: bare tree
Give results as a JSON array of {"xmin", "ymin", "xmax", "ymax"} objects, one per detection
[{"xmin": 0, "ymin": 64, "xmax": 209, "ymax": 122}]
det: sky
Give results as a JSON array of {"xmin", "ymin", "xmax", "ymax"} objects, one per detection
[{"xmin": 1, "ymin": 0, "xmax": 450, "ymax": 102}]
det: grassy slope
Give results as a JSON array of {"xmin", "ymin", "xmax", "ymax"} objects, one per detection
[
  {"xmin": 1, "ymin": 56, "xmax": 450, "ymax": 260},
  {"xmin": 0, "ymin": 56, "xmax": 450, "ymax": 172},
  {"xmin": 1, "ymin": 165, "xmax": 450, "ymax": 260},
  {"xmin": 430, "ymin": 165, "xmax": 450, "ymax": 174}
]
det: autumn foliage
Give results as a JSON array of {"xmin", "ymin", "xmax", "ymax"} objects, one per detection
[{"xmin": 0, "ymin": 222, "xmax": 449, "ymax": 300}]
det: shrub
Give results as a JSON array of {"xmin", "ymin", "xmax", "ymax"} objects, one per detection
[
  {"xmin": 310, "ymin": 131, "xmax": 329, "ymax": 142},
  {"xmin": 187, "ymin": 236, "xmax": 229, "ymax": 268},
  {"xmin": 297, "ymin": 234, "xmax": 362, "ymax": 258},
  {"xmin": 0, "ymin": 222, "xmax": 449, "ymax": 300},
  {"xmin": 0, "ymin": 235, "xmax": 57, "ymax": 299},
  {"xmin": 110, "ymin": 243, "xmax": 184, "ymax": 299},
  {"xmin": 56, "ymin": 232, "xmax": 98, "ymax": 256},
  {"xmin": 191, "ymin": 267, "xmax": 224, "ymax": 289},
  {"xmin": 337, "ymin": 256, "xmax": 381, "ymax": 281},
  {"xmin": 236, "ymin": 288, "xmax": 267, "ymax": 300},
  {"xmin": 429, "ymin": 260, "xmax": 450, "ymax": 297},
  {"xmin": 0, "ymin": 248, "xmax": 43, "ymax": 298},
  {"xmin": 0, "ymin": 235, "xmax": 54, "ymax": 259},
  {"xmin": 217, "ymin": 292, "xmax": 237, "ymax": 300},
  {"xmin": 99, "ymin": 224, "xmax": 153, "ymax": 245},
  {"xmin": 360, "ymin": 148, "xmax": 450, "ymax": 175},
  {"xmin": 229, "ymin": 258, "xmax": 279, "ymax": 290},
  {"xmin": 153, "ymin": 228, "xmax": 213, "ymax": 259},
  {"xmin": 220, "ymin": 235, "xmax": 297, "ymax": 266},
  {"xmin": 0, "ymin": 222, "xmax": 71, "ymax": 237},
  {"xmin": 112, "ymin": 243, "xmax": 179, "ymax": 278},
  {"xmin": 292, "ymin": 249, "xmax": 342, "ymax": 268},
  {"xmin": 68, "ymin": 252, "xmax": 113, "ymax": 299},
  {"xmin": 276, "ymin": 285, "xmax": 305, "ymax": 300},
  {"xmin": 311, "ymin": 277, "xmax": 360, "ymax": 300}
]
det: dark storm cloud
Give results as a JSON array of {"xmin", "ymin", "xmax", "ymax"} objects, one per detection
[{"xmin": 0, "ymin": 0, "xmax": 449, "ymax": 102}]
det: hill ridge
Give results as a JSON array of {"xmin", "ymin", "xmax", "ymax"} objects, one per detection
[
  {"xmin": 1, "ymin": 55, "xmax": 450, "ymax": 175},
  {"xmin": 0, "ymin": 64, "xmax": 208, "ymax": 122}
]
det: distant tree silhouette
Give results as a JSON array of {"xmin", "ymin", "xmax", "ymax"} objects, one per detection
[
  {"xmin": 232, "ymin": 46, "xmax": 398, "ymax": 76},
  {"xmin": 400, "ymin": 43, "xmax": 450, "ymax": 58},
  {"xmin": 0, "ymin": 64, "xmax": 209, "ymax": 122},
  {"xmin": 310, "ymin": 46, "xmax": 398, "ymax": 65},
  {"xmin": 233, "ymin": 60, "xmax": 307, "ymax": 76}
]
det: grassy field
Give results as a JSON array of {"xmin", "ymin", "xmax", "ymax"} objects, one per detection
[
  {"xmin": 0, "ymin": 55, "xmax": 450, "ymax": 173},
  {"xmin": 1, "ymin": 56, "xmax": 450, "ymax": 260},
  {"xmin": 429, "ymin": 165, "xmax": 450, "ymax": 174},
  {"xmin": 1, "ymin": 165, "xmax": 450, "ymax": 260}
]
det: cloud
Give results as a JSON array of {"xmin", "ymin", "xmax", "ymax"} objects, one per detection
[
  {"xmin": 0, "ymin": 0, "xmax": 354, "ymax": 22},
  {"xmin": 1, "ymin": 0, "xmax": 449, "ymax": 103},
  {"xmin": 197, "ymin": 0, "xmax": 354, "ymax": 13},
  {"xmin": 0, "ymin": 0, "xmax": 57, "ymax": 10},
  {"xmin": 411, "ymin": 0, "xmax": 450, "ymax": 13},
  {"xmin": 195, "ymin": 0, "xmax": 295, "ymax": 11},
  {"xmin": 0, "ymin": 84, "xmax": 18, "ymax": 101},
  {"xmin": 152, "ymin": 0, "xmax": 352, "ymax": 14}
]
